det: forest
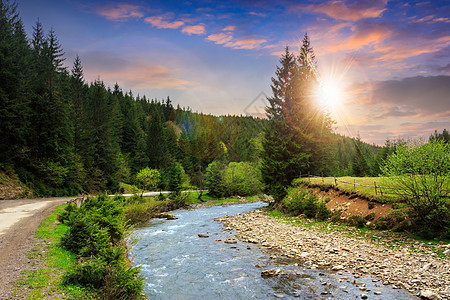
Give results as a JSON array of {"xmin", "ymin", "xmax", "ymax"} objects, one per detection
[{"xmin": 0, "ymin": 2, "xmax": 419, "ymax": 198}]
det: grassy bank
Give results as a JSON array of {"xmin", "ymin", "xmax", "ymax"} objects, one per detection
[{"xmin": 299, "ymin": 176, "xmax": 398, "ymax": 203}]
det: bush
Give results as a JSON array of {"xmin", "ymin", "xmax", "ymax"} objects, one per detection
[
  {"xmin": 381, "ymin": 139, "xmax": 450, "ymax": 236},
  {"xmin": 222, "ymin": 162, "xmax": 263, "ymax": 196},
  {"xmin": 136, "ymin": 167, "xmax": 160, "ymax": 191},
  {"xmin": 58, "ymin": 194, "xmax": 145, "ymax": 299},
  {"xmin": 205, "ymin": 160, "xmax": 225, "ymax": 197},
  {"xmin": 280, "ymin": 186, "xmax": 330, "ymax": 220}
]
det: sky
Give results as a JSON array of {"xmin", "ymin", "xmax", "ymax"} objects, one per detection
[{"xmin": 16, "ymin": 0, "xmax": 450, "ymax": 145}]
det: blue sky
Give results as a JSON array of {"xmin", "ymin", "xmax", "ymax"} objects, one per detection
[{"xmin": 17, "ymin": 0, "xmax": 450, "ymax": 144}]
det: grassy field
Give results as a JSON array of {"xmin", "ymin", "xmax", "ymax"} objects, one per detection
[{"xmin": 299, "ymin": 176, "xmax": 398, "ymax": 202}]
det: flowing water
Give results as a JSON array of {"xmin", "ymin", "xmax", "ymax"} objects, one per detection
[{"xmin": 130, "ymin": 202, "xmax": 417, "ymax": 299}]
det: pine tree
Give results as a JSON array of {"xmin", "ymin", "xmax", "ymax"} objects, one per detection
[
  {"xmin": 261, "ymin": 34, "xmax": 335, "ymax": 203},
  {"xmin": 261, "ymin": 46, "xmax": 310, "ymax": 202}
]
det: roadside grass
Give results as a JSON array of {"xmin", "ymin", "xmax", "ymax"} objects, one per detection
[
  {"xmin": 119, "ymin": 182, "xmax": 144, "ymax": 194},
  {"xmin": 299, "ymin": 176, "xmax": 399, "ymax": 203},
  {"xmin": 14, "ymin": 204, "xmax": 96, "ymax": 299},
  {"xmin": 265, "ymin": 208, "xmax": 450, "ymax": 258}
]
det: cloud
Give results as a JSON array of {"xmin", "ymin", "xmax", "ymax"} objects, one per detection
[
  {"xmin": 181, "ymin": 24, "xmax": 206, "ymax": 35},
  {"xmin": 96, "ymin": 3, "xmax": 143, "ymax": 21},
  {"xmin": 207, "ymin": 33, "xmax": 233, "ymax": 44},
  {"xmin": 207, "ymin": 31, "xmax": 267, "ymax": 50},
  {"xmin": 249, "ymin": 11, "xmax": 267, "ymax": 17},
  {"xmin": 144, "ymin": 15, "xmax": 184, "ymax": 29},
  {"xmin": 225, "ymin": 37, "xmax": 267, "ymax": 49},
  {"xmin": 347, "ymin": 24, "xmax": 391, "ymax": 49},
  {"xmin": 299, "ymin": 0, "xmax": 388, "ymax": 21},
  {"xmin": 351, "ymin": 75, "xmax": 450, "ymax": 116},
  {"xmin": 222, "ymin": 25, "xmax": 236, "ymax": 31},
  {"xmin": 81, "ymin": 51, "xmax": 190, "ymax": 90}
]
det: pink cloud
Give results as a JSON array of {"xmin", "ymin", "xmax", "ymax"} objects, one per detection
[
  {"xmin": 347, "ymin": 25, "xmax": 391, "ymax": 49},
  {"xmin": 144, "ymin": 16, "xmax": 184, "ymax": 29},
  {"xmin": 249, "ymin": 11, "xmax": 267, "ymax": 17},
  {"xmin": 181, "ymin": 24, "xmax": 206, "ymax": 35},
  {"xmin": 96, "ymin": 3, "xmax": 143, "ymax": 21},
  {"xmin": 300, "ymin": 0, "xmax": 388, "ymax": 21},
  {"xmin": 225, "ymin": 37, "xmax": 267, "ymax": 50},
  {"xmin": 88, "ymin": 61, "xmax": 190, "ymax": 90},
  {"xmin": 222, "ymin": 25, "xmax": 236, "ymax": 31},
  {"xmin": 207, "ymin": 33, "xmax": 233, "ymax": 44},
  {"xmin": 206, "ymin": 31, "xmax": 267, "ymax": 50}
]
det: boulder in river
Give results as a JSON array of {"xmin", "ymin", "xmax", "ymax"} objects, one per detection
[
  {"xmin": 155, "ymin": 212, "xmax": 177, "ymax": 220},
  {"xmin": 419, "ymin": 290, "xmax": 441, "ymax": 300},
  {"xmin": 198, "ymin": 234, "xmax": 209, "ymax": 238},
  {"xmin": 261, "ymin": 269, "xmax": 281, "ymax": 277},
  {"xmin": 224, "ymin": 239, "xmax": 237, "ymax": 244}
]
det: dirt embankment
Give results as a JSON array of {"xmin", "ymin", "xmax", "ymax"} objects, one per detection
[{"xmin": 313, "ymin": 187, "xmax": 393, "ymax": 222}]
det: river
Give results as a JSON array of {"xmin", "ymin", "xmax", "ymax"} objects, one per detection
[{"xmin": 130, "ymin": 202, "xmax": 417, "ymax": 299}]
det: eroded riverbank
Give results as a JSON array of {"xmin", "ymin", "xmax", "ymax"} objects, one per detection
[{"xmin": 218, "ymin": 210, "xmax": 450, "ymax": 300}]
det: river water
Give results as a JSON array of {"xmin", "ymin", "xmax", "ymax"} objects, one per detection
[{"xmin": 130, "ymin": 202, "xmax": 417, "ymax": 299}]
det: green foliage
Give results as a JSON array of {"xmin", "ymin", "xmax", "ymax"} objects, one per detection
[
  {"xmin": 382, "ymin": 139, "xmax": 450, "ymax": 236},
  {"xmin": 280, "ymin": 186, "xmax": 330, "ymax": 221},
  {"xmin": 58, "ymin": 195, "xmax": 145, "ymax": 299},
  {"xmin": 222, "ymin": 162, "xmax": 263, "ymax": 196},
  {"xmin": 136, "ymin": 167, "xmax": 160, "ymax": 191},
  {"xmin": 205, "ymin": 160, "xmax": 225, "ymax": 197},
  {"xmin": 167, "ymin": 162, "xmax": 184, "ymax": 194},
  {"xmin": 205, "ymin": 160, "xmax": 263, "ymax": 197}
]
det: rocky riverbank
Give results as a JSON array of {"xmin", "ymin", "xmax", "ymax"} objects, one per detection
[{"xmin": 217, "ymin": 210, "xmax": 450, "ymax": 300}]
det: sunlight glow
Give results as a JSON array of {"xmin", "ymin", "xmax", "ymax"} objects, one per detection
[{"xmin": 316, "ymin": 79, "xmax": 343, "ymax": 109}]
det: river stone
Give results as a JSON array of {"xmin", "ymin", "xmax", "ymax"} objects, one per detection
[
  {"xmin": 361, "ymin": 294, "xmax": 368, "ymax": 299},
  {"xmin": 261, "ymin": 269, "xmax": 281, "ymax": 277},
  {"xmin": 224, "ymin": 239, "xmax": 237, "ymax": 244},
  {"xmin": 198, "ymin": 234, "xmax": 209, "ymax": 238},
  {"xmin": 332, "ymin": 265, "xmax": 345, "ymax": 271},
  {"xmin": 419, "ymin": 290, "xmax": 441, "ymax": 300},
  {"xmin": 155, "ymin": 212, "xmax": 177, "ymax": 220}
]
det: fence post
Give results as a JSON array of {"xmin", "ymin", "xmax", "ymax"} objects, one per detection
[
  {"xmin": 374, "ymin": 181, "xmax": 377, "ymax": 196},
  {"xmin": 354, "ymin": 179, "xmax": 356, "ymax": 190},
  {"xmin": 334, "ymin": 177, "xmax": 337, "ymax": 187}
]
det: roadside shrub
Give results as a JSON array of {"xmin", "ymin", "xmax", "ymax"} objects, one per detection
[
  {"xmin": 280, "ymin": 186, "xmax": 331, "ymax": 220},
  {"xmin": 58, "ymin": 194, "xmax": 145, "ymax": 299},
  {"xmin": 136, "ymin": 167, "xmax": 160, "ymax": 191},
  {"xmin": 63, "ymin": 257, "xmax": 107, "ymax": 288},
  {"xmin": 60, "ymin": 215, "xmax": 110, "ymax": 257},
  {"xmin": 101, "ymin": 262, "xmax": 145, "ymax": 300}
]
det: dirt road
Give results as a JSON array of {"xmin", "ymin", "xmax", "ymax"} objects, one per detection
[{"xmin": 0, "ymin": 197, "xmax": 71, "ymax": 299}]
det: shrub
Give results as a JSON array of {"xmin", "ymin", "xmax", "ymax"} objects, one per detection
[
  {"xmin": 280, "ymin": 186, "xmax": 330, "ymax": 220},
  {"xmin": 222, "ymin": 162, "xmax": 263, "ymax": 196},
  {"xmin": 205, "ymin": 160, "xmax": 225, "ymax": 197},
  {"xmin": 136, "ymin": 167, "xmax": 160, "ymax": 191},
  {"xmin": 381, "ymin": 139, "xmax": 450, "ymax": 236},
  {"xmin": 59, "ymin": 194, "xmax": 145, "ymax": 299}
]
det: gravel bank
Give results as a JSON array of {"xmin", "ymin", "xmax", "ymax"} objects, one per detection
[{"xmin": 218, "ymin": 210, "xmax": 450, "ymax": 300}]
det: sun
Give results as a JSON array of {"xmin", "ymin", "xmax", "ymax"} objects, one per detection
[{"xmin": 316, "ymin": 79, "xmax": 343, "ymax": 110}]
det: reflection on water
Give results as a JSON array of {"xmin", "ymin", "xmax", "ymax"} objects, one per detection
[{"xmin": 130, "ymin": 202, "xmax": 417, "ymax": 299}]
